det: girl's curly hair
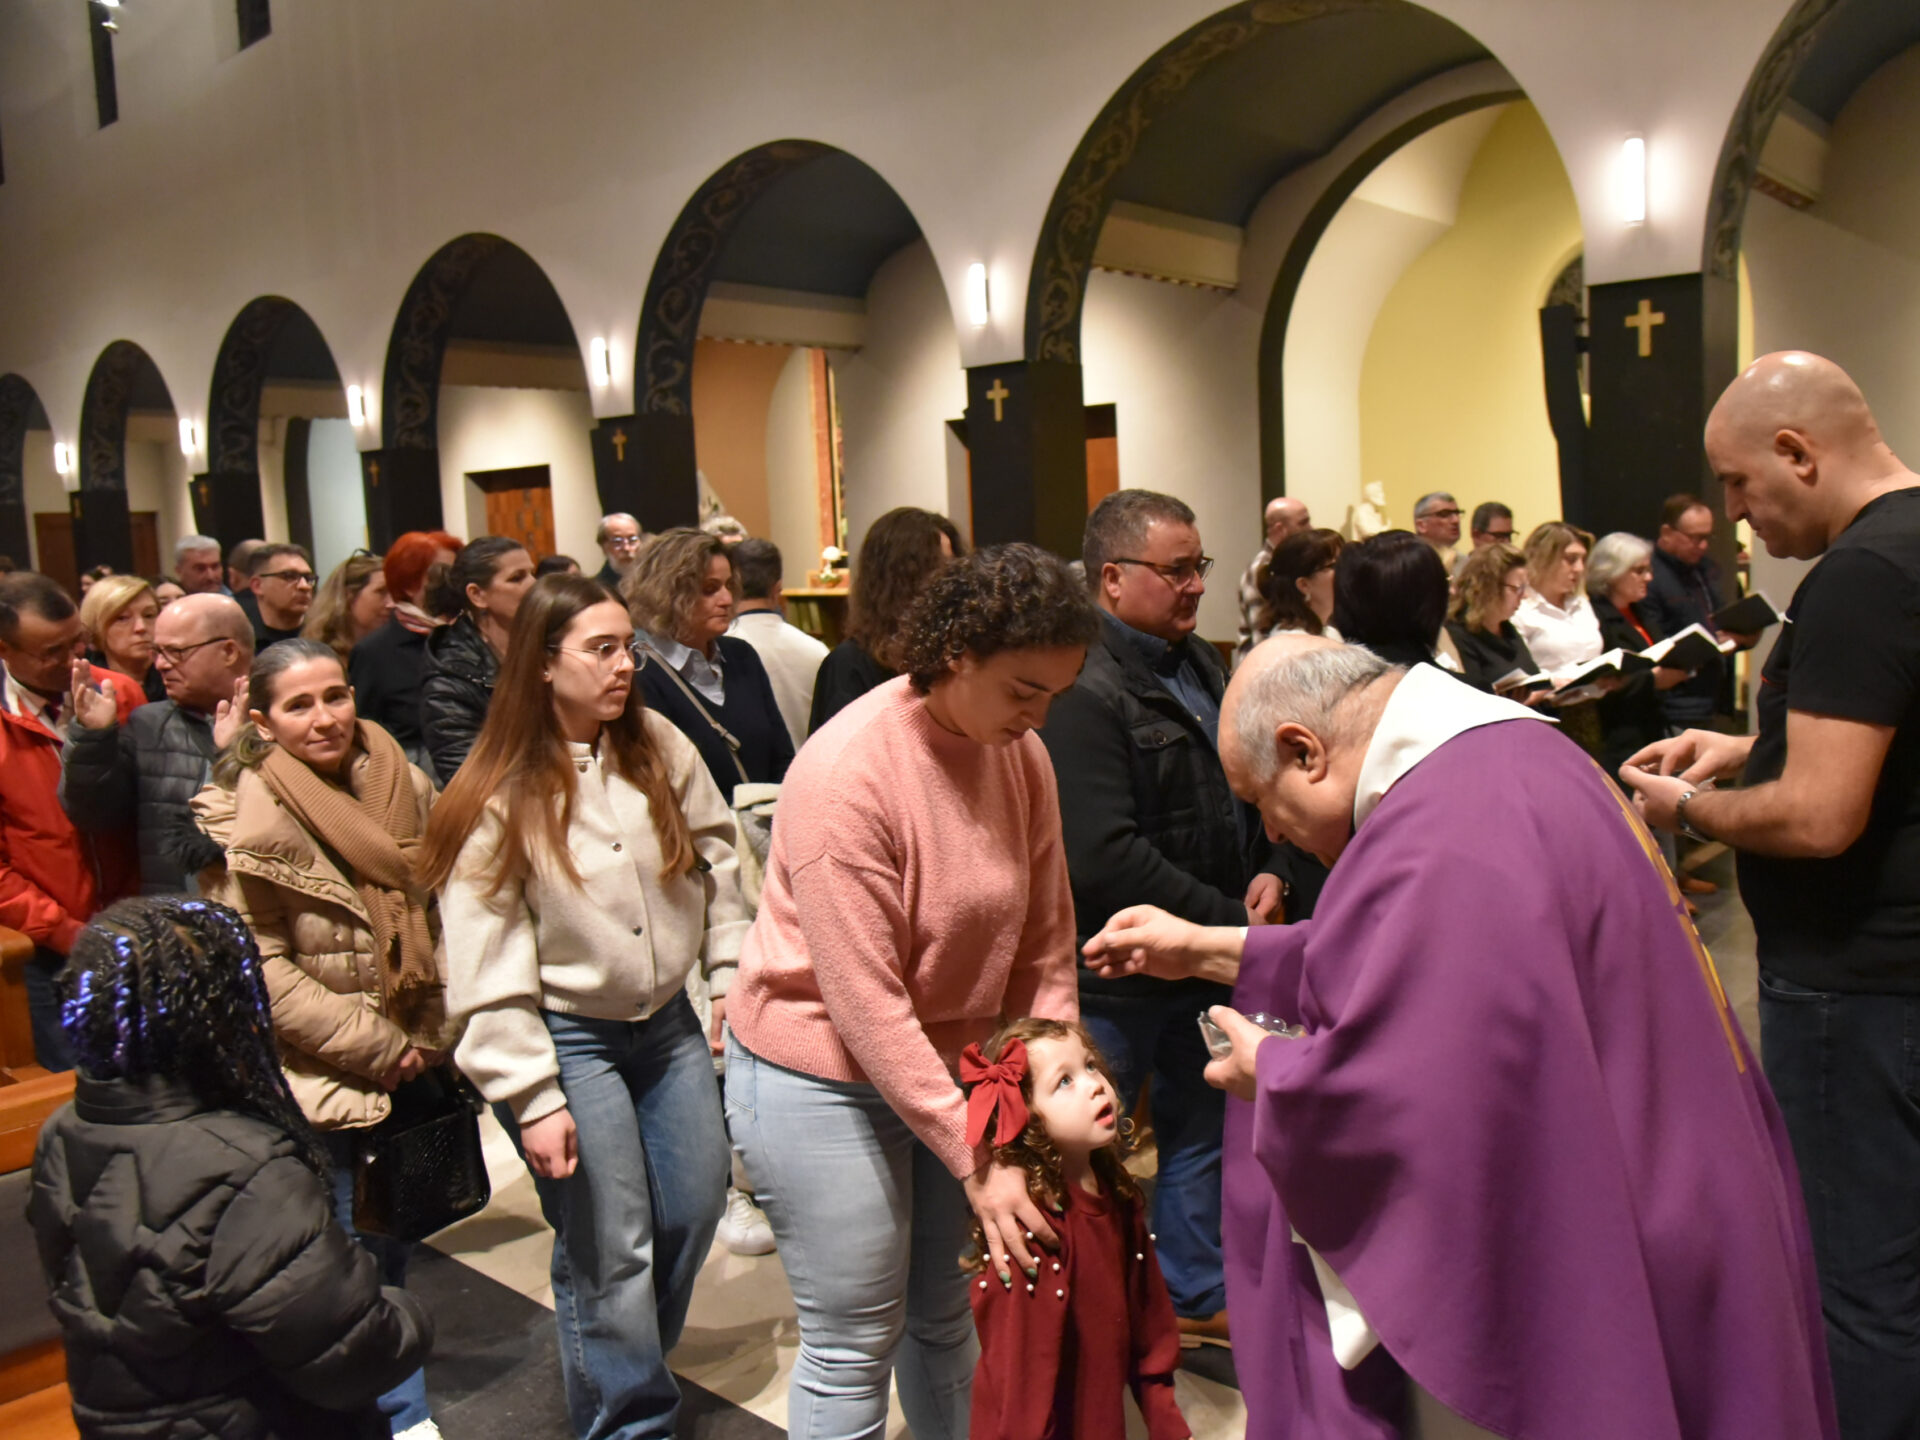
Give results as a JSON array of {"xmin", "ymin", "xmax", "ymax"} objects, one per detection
[
  {"xmin": 960, "ymin": 1016, "xmax": 1142, "ymax": 1273},
  {"xmin": 899, "ymin": 543, "xmax": 1101, "ymax": 694}
]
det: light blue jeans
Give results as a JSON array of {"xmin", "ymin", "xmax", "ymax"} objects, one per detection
[
  {"xmin": 725, "ymin": 1034, "xmax": 976, "ymax": 1440},
  {"xmin": 323, "ymin": 1131, "xmax": 431, "ymax": 1433},
  {"xmin": 513, "ymin": 998, "xmax": 730, "ymax": 1440}
]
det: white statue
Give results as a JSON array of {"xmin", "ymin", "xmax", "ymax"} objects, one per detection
[{"xmin": 1349, "ymin": 481, "xmax": 1389, "ymax": 541}]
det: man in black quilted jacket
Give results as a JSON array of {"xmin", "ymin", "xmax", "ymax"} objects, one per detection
[{"xmin": 29, "ymin": 896, "xmax": 431, "ymax": 1439}]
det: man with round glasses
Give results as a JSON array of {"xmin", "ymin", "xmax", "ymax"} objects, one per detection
[{"xmin": 594, "ymin": 512, "xmax": 644, "ymax": 593}]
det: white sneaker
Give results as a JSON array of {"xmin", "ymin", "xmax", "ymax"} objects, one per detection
[
  {"xmin": 717, "ymin": 1187, "xmax": 776, "ymax": 1256},
  {"xmin": 395, "ymin": 1422, "xmax": 444, "ymax": 1440}
]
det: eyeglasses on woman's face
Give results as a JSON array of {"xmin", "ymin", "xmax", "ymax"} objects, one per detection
[{"xmin": 548, "ymin": 638, "xmax": 642, "ymax": 671}]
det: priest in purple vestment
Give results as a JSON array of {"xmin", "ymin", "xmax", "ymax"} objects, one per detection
[{"xmin": 1084, "ymin": 635, "xmax": 1836, "ymax": 1440}]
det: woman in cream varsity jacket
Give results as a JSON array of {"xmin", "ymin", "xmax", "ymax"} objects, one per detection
[{"xmin": 422, "ymin": 574, "xmax": 748, "ymax": 1440}]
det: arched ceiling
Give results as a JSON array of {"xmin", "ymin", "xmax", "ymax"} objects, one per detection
[
  {"xmin": 264, "ymin": 304, "xmax": 341, "ymax": 383},
  {"xmin": 127, "ymin": 350, "xmax": 173, "ymax": 412},
  {"xmin": 1105, "ymin": 4, "xmax": 1490, "ymax": 227},
  {"xmin": 707, "ymin": 149, "xmax": 921, "ymax": 298},
  {"xmin": 446, "ymin": 244, "xmax": 580, "ymax": 348},
  {"xmin": 1788, "ymin": 0, "xmax": 1920, "ymax": 123}
]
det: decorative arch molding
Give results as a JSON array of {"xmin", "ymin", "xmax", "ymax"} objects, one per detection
[
  {"xmin": 1253, "ymin": 89, "xmax": 1520, "ymax": 498},
  {"xmin": 1702, "ymin": 0, "xmax": 1843, "ymax": 280},
  {"xmin": 633, "ymin": 138, "xmax": 832, "ymax": 417},
  {"xmin": 208, "ymin": 295, "xmax": 303, "ymax": 476},
  {"xmin": 1025, "ymin": 0, "xmax": 1411, "ymax": 364},
  {"xmin": 77, "ymin": 340, "xmax": 161, "ymax": 573},
  {"xmin": 382, "ymin": 231, "xmax": 511, "ymax": 451},
  {"xmin": 0, "ymin": 374, "xmax": 41, "ymax": 565}
]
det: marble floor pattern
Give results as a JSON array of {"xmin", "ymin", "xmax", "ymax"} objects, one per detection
[{"xmin": 421, "ymin": 845, "xmax": 1758, "ymax": 1438}]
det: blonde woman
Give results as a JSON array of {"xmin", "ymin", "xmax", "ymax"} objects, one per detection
[
  {"xmin": 303, "ymin": 550, "xmax": 394, "ymax": 663},
  {"xmin": 79, "ymin": 573, "xmax": 163, "ymax": 702}
]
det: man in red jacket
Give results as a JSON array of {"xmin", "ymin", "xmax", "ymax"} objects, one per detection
[{"xmin": 0, "ymin": 572, "xmax": 143, "ymax": 1069}]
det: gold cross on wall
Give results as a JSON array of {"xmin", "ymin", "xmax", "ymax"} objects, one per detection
[
  {"xmin": 610, "ymin": 427, "xmax": 629, "ymax": 462},
  {"xmin": 986, "ymin": 378, "xmax": 1010, "ymax": 422},
  {"xmin": 368, "ymin": 459, "xmax": 380, "ymax": 487},
  {"xmin": 1624, "ymin": 298, "xmax": 1666, "ymax": 359}
]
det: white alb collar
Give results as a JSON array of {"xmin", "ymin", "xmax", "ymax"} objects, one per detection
[{"xmin": 1352, "ymin": 665, "xmax": 1550, "ymax": 829}]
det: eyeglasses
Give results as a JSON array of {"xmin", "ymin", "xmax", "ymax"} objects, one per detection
[
  {"xmin": 605, "ymin": 535, "xmax": 643, "ymax": 551},
  {"xmin": 549, "ymin": 640, "xmax": 642, "ymax": 670},
  {"xmin": 1481, "ymin": 530, "xmax": 1515, "ymax": 542},
  {"xmin": 153, "ymin": 637, "xmax": 228, "ymax": 666},
  {"xmin": 256, "ymin": 569, "xmax": 316, "ymax": 586},
  {"xmin": 1422, "ymin": 508, "xmax": 1465, "ymax": 521},
  {"xmin": 1501, "ymin": 580, "xmax": 1528, "ymax": 596},
  {"xmin": 1111, "ymin": 556, "xmax": 1215, "ymax": 587}
]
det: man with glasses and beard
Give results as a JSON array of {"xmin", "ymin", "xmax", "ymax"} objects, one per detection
[{"xmin": 1038, "ymin": 488, "xmax": 1296, "ymax": 1350}]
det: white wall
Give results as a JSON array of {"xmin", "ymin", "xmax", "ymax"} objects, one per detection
[
  {"xmin": 765, "ymin": 349, "xmax": 821, "ymax": 579},
  {"xmin": 306, "ymin": 418, "xmax": 369, "ymax": 574},
  {"xmin": 832, "ymin": 240, "xmax": 968, "ymax": 554},
  {"xmin": 436, "ymin": 385, "xmax": 599, "ymax": 560}
]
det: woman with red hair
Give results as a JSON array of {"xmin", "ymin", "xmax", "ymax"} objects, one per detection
[{"xmin": 349, "ymin": 530, "xmax": 463, "ymax": 777}]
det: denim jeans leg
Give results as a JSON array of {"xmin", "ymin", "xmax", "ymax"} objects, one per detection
[
  {"xmin": 25, "ymin": 947, "xmax": 73, "ymax": 1072},
  {"xmin": 726, "ymin": 1034, "xmax": 916, "ymax": 1440},
  {"xmin": 322, "ymin": 1130, "xmax": 431, "ymax": 1433},
  {"xmin": 544, "ymin": 1000, "xmax": 728, "ymax": 1440},
  {"xmin": 1761, "ymin": 972, "xmax": 1920, "ymax": 1440},
  {"xmin": 892, "ymin": 1141, "xmax": 977, "ymax": 1440}
]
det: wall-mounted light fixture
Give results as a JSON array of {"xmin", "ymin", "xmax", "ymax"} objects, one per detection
[
  {"xmin": 1619, "ymin": 136, "xmax": 1647, "ymax": 226},
  {"xmin": 178, "ymin": 418, "xmax": 198, "ymax": 458},
  {"xmin": 589, "ymin": 337, "xmax": 611, "ymax": 387},
  {"xmin": 346, "ymin": 384, "xmax": 367, "ymax": 427},
  {"xmin": 965, "ymin": 263, "xmax": 990, "ymax": 328},
  {"xmin": 53, "ymin": 442, "xmax": 73, "ymax": 476}
]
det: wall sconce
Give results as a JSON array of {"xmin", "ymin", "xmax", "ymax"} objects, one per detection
[
  {"xmin": 589, "ymin": 337, "xmax": 611, "ymax": 387},
  {"xmin": 178, "ymin": 418, "xmax": 198, "ymax": 458},
  {"xmin": 965, "ymin": 263, "xmax": 990, "ymax": 328},
  {"xmin": 346, "ymin": 384, "xmax": 367, "ymax": 427},
  {"xmin": 1618, "ymin": 136, "xmax": 1647, "ymax": 226},
  {"xmin": 53, "ymin": 442, "xmax": 73, "ymax": 476}
]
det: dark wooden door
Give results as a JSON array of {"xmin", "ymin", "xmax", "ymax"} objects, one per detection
[
  {"xmin": 33, "ymin": 513, "xmax": 76, "ymax": 596},
  {"xmin": 483, "ymin": 486, "xmax": 556, "ymax": 559},
  {"xmin": 129, "ymin": 512, "xmax": 159, "ymax": 578}
]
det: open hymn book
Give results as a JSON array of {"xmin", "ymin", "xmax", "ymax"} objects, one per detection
[{"xmin": 1492, "ymin": 623, "xmax": 1737, "ymax": 703}]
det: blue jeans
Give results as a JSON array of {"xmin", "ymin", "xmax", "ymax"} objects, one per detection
[
  {"xmin": 323, "ymin": 1131, "xmax": 431, "ymax": 1433},
  {"xmin": 25, "ymin": 946, "xmax": 73, "ymax": 1072},
  {"xmin": 725, "ymin": 1035, "xmax": 975, "ymax": 1440},
  {"xmin": 1080, "ymin": 979, "xmax": 1228, "ymax": 1317},
  {"xmin": 513, "ymin": 998, "xmax": 729, "ymax": 1440},
  {"xmin": 1760, "ymin": 970, "xmax": 1920, "ymax": 1440}
]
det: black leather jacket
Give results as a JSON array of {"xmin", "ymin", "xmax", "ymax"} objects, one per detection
[
  {"xmin": 1039, "ymin": 618, "xmax": 1277, "ymax": 995},
  {"xmin": 29, "ymin": 1074, "xmax": 431, "ymax": 1439},
  {"xmin": 420, "ymin": 614, "xmax": 498, "ymax": 784}
]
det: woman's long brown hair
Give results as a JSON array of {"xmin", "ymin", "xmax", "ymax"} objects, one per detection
[{"xmin": 418, "ymin": 574, "xmax": 695, "ymax": 894}]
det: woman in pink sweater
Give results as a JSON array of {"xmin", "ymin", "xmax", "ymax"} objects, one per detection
[{"xmin": 725, "ymin": 543, "xmax": 1100, "ymax": 1439}]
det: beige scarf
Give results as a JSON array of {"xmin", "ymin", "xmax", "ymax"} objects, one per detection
[{"xmin": 257, "ymin": 719, "xmax": 437, "ymax": 1012}]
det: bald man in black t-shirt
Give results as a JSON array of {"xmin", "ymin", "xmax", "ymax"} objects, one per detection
[{"xmin": 1624, "ymin": 351, "xmax": 1920, "ymax": 1440}]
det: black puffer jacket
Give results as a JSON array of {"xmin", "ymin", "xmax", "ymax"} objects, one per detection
[
  {"xmin": 1038, "ymin": 617, "xmax": 1277, "ymax": 995},
  {"xmin": 60, "ymin": 701, "xmax": 218, "ymax": 894},
  {"xmin": 419, "ymin": 614, "xmax": 498, "ymax": 784},
  {"xmin": 29, "ymin": 1074, "xmax": 432, "ymax": 1440}
]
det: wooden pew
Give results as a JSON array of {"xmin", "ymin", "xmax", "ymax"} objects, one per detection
[{"xmin": 0, "ymin": 928, "xmax": 78, "ymax": 1440}]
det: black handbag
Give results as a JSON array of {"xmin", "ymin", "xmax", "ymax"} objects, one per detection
[{"xmin": 351, "ymin": 1068, "xmax": 492, "ymax": 1243}]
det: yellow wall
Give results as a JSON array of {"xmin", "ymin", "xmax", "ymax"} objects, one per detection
[{"xmin": 1359, "ymin": 102, "xmax": 1583, "ymax": 539}]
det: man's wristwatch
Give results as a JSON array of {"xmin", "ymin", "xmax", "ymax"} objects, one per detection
[{"xmin": 1674, "ymin": 788, "xmax": 1710, "ymax": 843}]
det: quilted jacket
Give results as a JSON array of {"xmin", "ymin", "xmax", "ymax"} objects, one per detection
[
  {"xmin": 418, "ymin": 614, "xmax": 496, "ymax": 785},
  {"xmin": 60, "ymin": 699, "xmax": 220, "ymax": 895},
  {"xmin": 28, "ymin": 1073, "xmax": 431, "ymax": 1439}
]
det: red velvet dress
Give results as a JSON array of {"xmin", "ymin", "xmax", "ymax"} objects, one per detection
[{"xmin": 969, "ymin": 1181, "xmax": 1189, "ymax": 1440}]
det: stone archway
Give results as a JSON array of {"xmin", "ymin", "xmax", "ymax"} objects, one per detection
[
  {"xmin": 0, "ymin": 374, "xmax": 42, "ymax": 566},
  {"xmin": 78, "ymin": 340, "xmax": 172, "ymax": 573}
]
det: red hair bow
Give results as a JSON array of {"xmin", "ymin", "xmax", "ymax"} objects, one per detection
[{"xmin": 961, "ymin": 1038, "xmax": 1031, "ymax": 1148}]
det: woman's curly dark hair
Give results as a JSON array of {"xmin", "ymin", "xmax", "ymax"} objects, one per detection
[
  {"xmin": 899, "ymin": 543, "xmax": 1100, "ymax": 693},
  {"xmin": 960, "ymin": 1017, "xmax": 1142, "ymax": 1273},
  {"xmin": 58, "ymin": 895, "xmax": 329, "ymax": 1176}
]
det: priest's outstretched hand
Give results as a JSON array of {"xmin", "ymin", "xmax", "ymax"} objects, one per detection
[
  {"xmin": 1200, "ymin": 1005, "xmax": 1269, "ymax": 1102},
  {"xmin": 1081, "ymin": 904, "xmax": 1247, "ymax": 986}
]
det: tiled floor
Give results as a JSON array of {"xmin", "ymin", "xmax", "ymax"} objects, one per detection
[{"xmin": 423, "ymin": 845, "xmax": 1759, "ymax": 1439}]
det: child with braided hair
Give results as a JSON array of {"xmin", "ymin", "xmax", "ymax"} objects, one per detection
[
  {"xmin": 961, "ymin": 1017, "xmax": 1190, "ymax": 1440},
  {"xmin": 27, "ymin": 895, "xmax": 432, "ymax": 1439}
]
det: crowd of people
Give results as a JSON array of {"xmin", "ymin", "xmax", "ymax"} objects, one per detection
[{"xmin": 17, "ymin": 349, "xmax": 1920, "ymax": 1440}]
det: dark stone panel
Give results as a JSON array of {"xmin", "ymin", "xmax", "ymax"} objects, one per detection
[
  {"xmin": 0, "ymin": 375, "xmax": 40, "ymax": 569},
  {"xmin": 965, "ymin": 360, "xmax": 1087, "ymax": 558},
  {"xmin": 361, "ymin": 447, "xmax": 444, "ymax": 553},
  {"xmin": 592, "ymin": 414, "xmax": 700, "ymax": 534}
]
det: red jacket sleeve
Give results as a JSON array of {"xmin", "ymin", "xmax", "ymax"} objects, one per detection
[
  {"xmin": 1128, "ymin": 1206, "xmax": 1191, "ymax": 1440},
  {"xmin": 969, "ymin": 1264, "xmax": 1065, "ymax": 1440}
]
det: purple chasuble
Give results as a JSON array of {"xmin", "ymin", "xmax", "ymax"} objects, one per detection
[{"xmin": 1224, "ymin": 717, "xmax": 1836, "ymax": 1440}]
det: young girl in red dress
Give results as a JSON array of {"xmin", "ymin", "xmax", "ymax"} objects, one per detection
[{"xmin": 961, "ymin": 1017, "xmax": 1190, "ymax": 1440}]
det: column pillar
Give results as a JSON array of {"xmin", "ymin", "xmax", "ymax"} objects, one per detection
[
  {"xmin": 964, "ymin": 359, "xmax": 1087, "ymax": 557},
  {"xmin": 359, "ymin": 448, "xmax": 443, "ymax": 553},
  {"xmin": 590, "ymin": 414, "xmax": 700, "ymax": 534}
]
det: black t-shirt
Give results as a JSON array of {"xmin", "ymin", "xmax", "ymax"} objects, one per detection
[
  {"xmin": 1739, "ymin": 486, "xmax": 1920, "ymax": 992},
  {"xmin": 254, "ymin": 620, "xmax": 304, "ymax": 651}
]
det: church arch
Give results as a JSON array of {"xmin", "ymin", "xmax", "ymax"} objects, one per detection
[
  {"xmin": 79, "ymin": 339, "xmax": 177, "ymax": 574},
  {"xmin": 0, "ymin": 373, "xmax": 45, "ymax": 566}
]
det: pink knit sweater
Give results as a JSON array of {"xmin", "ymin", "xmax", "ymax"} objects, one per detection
[{"xmin": 728, "ymin": 676, "xmax": 1079, "ymax": 1177}]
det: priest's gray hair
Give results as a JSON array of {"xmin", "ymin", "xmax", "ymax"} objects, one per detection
[{"xmin": 1233, "ymin": 643, "xmax": 1396, "ymax": 781}]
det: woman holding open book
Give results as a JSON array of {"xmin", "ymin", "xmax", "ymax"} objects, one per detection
[
  {"xmin": 1587, "ymin": 532, "xmax": 1691, "ymax": 779},
  {"xmin": 1447, "ymin": 542, "xmax": 1542, "ymax": 694},
  {"xmin": 1513, "ymin": 522, "xmax": 1609, "ymax": 753}
]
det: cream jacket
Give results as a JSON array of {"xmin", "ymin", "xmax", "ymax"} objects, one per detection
[
  {"xmin": 191, "ymin": 759, "xmax": 448, "ymax": 1131},
  {"xmin": 439, "ymin": 712, "xmax": 750, "ymax": 1125}
]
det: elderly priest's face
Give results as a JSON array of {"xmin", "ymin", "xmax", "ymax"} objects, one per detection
[{"xmin": 1220, "ymin": 634, "xmax": 1384, "ymax": 868}]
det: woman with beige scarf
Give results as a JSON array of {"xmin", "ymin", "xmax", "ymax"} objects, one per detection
[{"xmin": 192, "ymin": 637, "xmax": 449, "ymax": 1440}]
